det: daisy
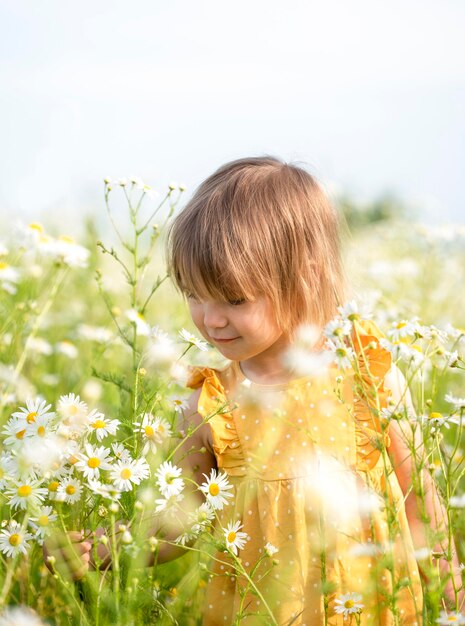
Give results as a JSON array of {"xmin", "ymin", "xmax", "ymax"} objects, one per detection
[
  {"xmin": 199, "ymin": 469, "xmax": 234, "ymax": 510},
  {"xmin": 126, "ymin": 309, "xmax": 151, "ymax": 336},
  {"xmin": 12, "ymin": 397, "xmax": 54, "ymax": 424},
  {"xmin": 224, "ymin": 520, "xmax": 248, "ymax": 555},
  {"xmin": 88, "ymin": 478, "xmax": 122, "ymax": 501},
  {"xmin": 436, "ymin": 611, "xmax": 465, "ymax": 625},
  {"xmin": 155, "ymin": 492, "xmax": 185, "ymax": 515},
  {"xmin": 334, "ymin": 592, "xmax": 364, "ymax": 618},
  {"xmin": 57, "ymin": 477, "xmax": 83, "ymax": 504},
  {"xmin": 57, "ymin": 393, "xmax": 88, "ymax": 421},
  {"xmin": 264, "ymin": 542, "xmax": 279, "ymax": 557},
  {"xmin": 110, "ymin": 458, "xmax": 150, "ymax": 492},
  {"xmin": 155, "ymin": 461, "xmax": 185, "ymax": 498},
  {"xmin": 133, "ymin": 413, "xmax": 163, "ymax": 455},
  {"xmin": 387, "ymin": 319, "xmax": 420, "ymax": 342},
  {"xmin": 338, "ymin": 299, "xmax": 371, "ymax": 322},
  {"xmin": 147, "ymin": 327, "xmax": 177, "ymax": 365},
  {"xmin": 445, "ymin": 393, "xmax": 465, "ymax": 410},
  {"xmin": 324, "ymin": 317, "xmax": 352, "ymax": 340},
  {"xmin": 171, "ymin": 397, "xmax": 189, "ymax": 413},
  {"xmin": 74, "ymin": 443, "xmax": 113, "ymax": 480},
  {"xmin": 0, "ymin": 452, "xmax": 17, "ymax": 488},
  {"xmin": 379, "ymin": 338, "xmax": 424, "ymax": 366},
  {"xmin": 0, "ymin": 606, "xmax": 47, "ymax": 626},
  {"xmin": 419, "ymin": 412, "xmax": 456, "ymax": 433},
  {"xmin": 28, "ymin": 506, "xmax": 58, "ymax": 544},
  {"xmin": 87, "ymin": 410, "xmax": 120, "ymax": 442},
  {"xmin": 55, "ymin": 340, "xmax": 78, "ymax": 359},
  {"xmin": 111, "ymin": 442, "xmax": 132, "ymax": 462},
  {"xmin": 2, "ymin": 418, "xmax": 29, "ymax": 449},
  {"xmin": 179, "ymin": 328, "xmax": 209, "ymax": 352},
  {"xmin": 0, "ymin": 520, "xmax": 34, "ymax": 557},
  {"xmin": 5, "ymin": 479, "xmax": 48, "ymax": 510},
  {"xmin": 25, "ymin": 413, "xmax": 53, "ymax": 439},
  {"xmin": 325, "ymin": 339, "xmax": 356, "ymax": 371}
]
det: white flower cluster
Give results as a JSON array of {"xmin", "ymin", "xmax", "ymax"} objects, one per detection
[
  {"xmin": 0, "ymin": 394, "xmax": 168, "ymax": 557},
  {"xmin": 16, "ymin": 223, "xmax": 90, "ymax": 268}
]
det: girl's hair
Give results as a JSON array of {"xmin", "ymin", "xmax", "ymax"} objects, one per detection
[{"xmin": 166, "ymin": 156, "xmax": 348, "ymax": 337}]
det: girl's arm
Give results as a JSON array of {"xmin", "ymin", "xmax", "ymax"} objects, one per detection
[
  {"xmin": 145, "ymin": 387, "xmax": 218, "ymax": 566},
  {"xmin": 383, "ymin": 364, "xmax": 464, "ymax": 606}
]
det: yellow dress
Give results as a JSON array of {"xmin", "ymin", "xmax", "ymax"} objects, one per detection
[{"xmin": 186, "ymin": 320, "xmax": 423, "ymax": 626}]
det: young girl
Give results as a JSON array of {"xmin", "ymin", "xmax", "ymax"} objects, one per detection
[
  {"xmin": 164, "ymin": 156, "xmax": 462, "ymax": 625},
  {"xmin": 46, "ymin": 157, "xmax": 462, "ymax": 624}
]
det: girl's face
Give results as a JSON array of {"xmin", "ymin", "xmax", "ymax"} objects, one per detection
[{"xmin": 187, "ymin": 295, "xmax": 288, "ymax": 362}]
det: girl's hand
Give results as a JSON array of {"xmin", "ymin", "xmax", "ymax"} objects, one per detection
[
  {"xmin": 43, "ymin": 530, "xmax": 92, "ymax": 581},
  {"xmin": 43, "ymin": 527, "xmax": 110, "ymax": 581}
]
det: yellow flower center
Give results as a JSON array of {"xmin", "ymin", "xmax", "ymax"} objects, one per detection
[
  {"xmin": 18, "ymin": 485, "xmax": 32, "ymax": 497},
  {"xmin": 9, "ymin": 533, "xmax": 21, "ymax": 546},
  {"xmin": 144, "ymin": 425, "xmax": 154, "ymax": 437},
  {"xmin": 396, "ymin": 322, "xmax": 407, "ymax": 329},
  {"xmin": 88, "ymin": 457, "xmax": 100, "ymax": 468},
  {"xmin": 38, "ymin": 515, "xmax": 50, "ymax": 526},
  {"xmin": 68, "ymin": 405, "xmax": 78, "ymax": 415},
  {"xmin": 157, "ymin": 424, "xmax": 165, "ymax": 433},
  {"xmin": 121, "ymin": 468, "xmax": 132, "ymax": 480},
  {"xmin": 92, "ymin": 420, "xmax": 106, "ymax": 429},
  {"xmin": 29, "ymin": 222, "xmax": 44, "ymax": 233},
  {"xmin": 37, "ymin": 426, "xmax": 46, "ymax": 437},
  {"xmin": 66, "ymin": 485, "xmax": 76, "ymax": 495},
  {"xmin": 209, "ymin": 483, "xmax": 220, "ymax": 496},
  {"xmin": 429, "ymin": 412, "xmax": 443, "ymax": 420},
  {"xmin": 26, "ymin": 411, "xmax": 37, "ymax": 423},
  {"xmin": 0, "ymin": 468, "xmax": 3, "ymax": 479},
  {"xmin": 59, "ymin": 235, "xmax": 74, "ymax": 244},
  {"xmin": 344, "ymin": 600, "xmax": 355, "ymax": 608},
  {"xmin": 16, "ymin": 429, "xmax": 26, "ymax": 440},
  {"xmin": 69, "ymin": 455, "xmax": 78, "ymax": 465},
  {"xmin": 0, "ymin": 262, "xmax": 8, "ymax": 270},
  {"xmin": 227, "ymin": 531, "xmax": 236, "ymax": 543},
  {"xmin": 48, "ymin": 481, "xmax": 59, "ymax": 492}
]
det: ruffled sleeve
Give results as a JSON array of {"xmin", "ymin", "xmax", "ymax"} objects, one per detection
[
  {"xmin": 350, "ymin": 319, "xmax": 392, "ymax": 473},
  {"xmin": 186, "ymin": 366, "xmax": 246, "ymax": 477}
]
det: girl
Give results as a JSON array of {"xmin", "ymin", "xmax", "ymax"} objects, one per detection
[
  {"xmin": 46, "ymin": 157, "xmax": 462, "ymax": 625},
  {"xmin": 164, "ymin": 156, "xmax": 462, "ymax": 625}
]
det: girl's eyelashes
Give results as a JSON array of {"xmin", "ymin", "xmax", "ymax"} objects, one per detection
[{"xmin": 227, "ymin": 299, "xmax": 247, "ymax": 306}]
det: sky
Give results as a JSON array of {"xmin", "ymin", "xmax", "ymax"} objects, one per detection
[{"xmin": 1, "ymin": 0, "xmax": 464, "ymax": 232}]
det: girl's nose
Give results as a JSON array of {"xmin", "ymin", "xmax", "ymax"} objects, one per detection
[{"xmin": 203, "ymin": 303, "xmax": 228, "ymax": 329}]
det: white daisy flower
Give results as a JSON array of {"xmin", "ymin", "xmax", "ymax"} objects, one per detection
[
  {"xmin": 2, "ymin": 418, "xmax": 28, "ymax": 449},
  {"xmin": 387, "ymin": 319, "xmax": 421, "ymax": 342},
  {"xmin": 436, "ymin": 611, "xmax": 465, "ymax": 625},
  {"xmin": 77, "ymin": 324, "xmax": 113, "ymax": 343},
  {"xmin": 445, "ymin": 393, "xmax": 465, "ymax": 410},
  {"xmin": 25, "ymin": 413, "xmax": 53, "ymax": 440},
  {"xmin": 419, "ymin": 411, "xmax": 458, "ymax": 433},
  {"xmin": 0, "ymin": 452, "xmax": 17, "ymax": 488},
  {"xmin": 110, "ymin": 458, "xmax": 150, "ymax": 492},
  {"xmin": 87, "ymin": 478, "xmax": 122, "ymax": 501},
  {"xmin": 379, "ymin": 338, "xmax": 424, "ymax": 366},
  {"xmin": 111, "ymin": 443, "xmax": 132, "ymax": 463},
  {"xmin": 55, "ymin": 340, "xmax": 79, "ymax": 359},
  {"xmin": 334, "ymin": 592, "xmax": 364, "ymax": 618},
  {"xmin": 325, "ymin": 338, "xmax": 356, "ymax": 371},
  {"xmin": 179, "ymin": 328, "xmax": 209, "ymax": 352},
  {"xmin": 224, "ymin": 520, "xmax": 248, "ymax": 555},
  {"xmin": 0, "ymin": 606, "xmax": 48, "ymax": 625},
  {"xmin": 155, "ymin": 492, "xmax": 185, "ymax": 515},
  {"xmin": 155, "ymin": 461, "xmax": 185, "ymax": 498},
  {"xmin": 171, "ymin": 398, "xmax": 189, "ymax": 413},
  {"xmin": 42, "ymin": 235, "xmax": 90, "ymax": 268},
  {"xmin": 26, "ymin": 337, "xmax": 53, "ymax": 356},
  {"xmin": 126, "ymin": 309, "xmax": 151, "ymax": 336},
  {"xmin": 12, "ymin": 398, "xmax": 54, "ymax": 424},
  {"xmin": 199, "ymin": 469, "xmax": 234, "ymax": 510},
  {"xmin": 133, "ymin": 413, "xmax": 163, "ymax": 455},
  {"xmin": 28, "ymin": 506, "xmax": 58, "ymax": 544},
  {"xmin": 324, "ymin": 317, "xmax": 352, "ymax": 339},
  {"xmin": 57, "ymin": 477, "xmax": 83, "ymax": 504},
  {"xmin": 74, "ymin": 443, "xmax": 113, "ymax": 480},
  {"xmin": 338, "ymin": 299, "xmax": 371, "ymax": 322},
  {"xmin": 147, "ymin": 327, "xmax": 177, "ymax": 365},
  {"xmin": 57, "ymin": 393, "xmax": 88, "ymax": 421},
  {"xmin": 264, "ymin": 542, "xmax": 279, "ymax": 557},
  {"xmin": 0, "ymin": 521, "xmax": 34, "ymax": 558},
  {"xmin": 87, "ymin": 411, "xmax": 120, "ymax": 442},
  {"xmin": 5, "ymin": 479, "xmax": 48, "ymax": 510}
]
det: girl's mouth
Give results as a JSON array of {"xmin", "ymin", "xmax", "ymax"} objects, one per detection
[{"xmin": 211, "ymin": 337, "xmax": 239, "ymax": 344}]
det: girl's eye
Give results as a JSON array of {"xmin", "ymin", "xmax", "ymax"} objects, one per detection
[{"xmin": 228, "ymin": 299, "xmax": 246, "ymax": 306}]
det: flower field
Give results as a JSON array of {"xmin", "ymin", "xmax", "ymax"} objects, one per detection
[{"xmin": 0, "ymin": 179, "xmax": 464, "ymax": 625}]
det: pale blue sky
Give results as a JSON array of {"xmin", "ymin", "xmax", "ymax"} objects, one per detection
[{"xmin": 1, "ymin": 0, "xmax": 464, "ymax": 231}]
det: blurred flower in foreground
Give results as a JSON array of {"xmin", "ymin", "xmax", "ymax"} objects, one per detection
[
  {"xmin": 179, "ymin": 329, "xmax": 209, "ymax": 352},
  {"xmin": 0, "ymin": 605, "xmax": 48, "ymax": 626},
  {"xmin": 435, "ymin": 610, "xmax": 465, "ymax": 624}
]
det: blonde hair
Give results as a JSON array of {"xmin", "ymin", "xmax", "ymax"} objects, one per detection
[{"xmin": 166, "ymin": 156, "xmax": 348, "ymax": 338}]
